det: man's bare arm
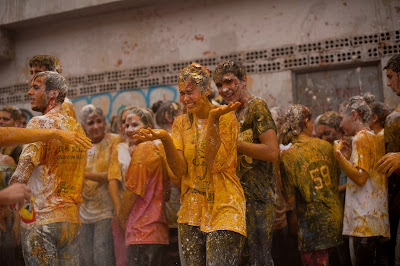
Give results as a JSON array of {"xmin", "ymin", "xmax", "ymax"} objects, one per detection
[{"xmin": 10, "ymin": 157, "xmax": 35, "ymax": 185}]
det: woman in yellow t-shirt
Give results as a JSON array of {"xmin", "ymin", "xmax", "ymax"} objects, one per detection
[{"xmin": 137, "ymin": 63, "xmax": 246, "ymax": 265}]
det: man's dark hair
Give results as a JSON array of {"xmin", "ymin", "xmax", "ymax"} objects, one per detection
[
  {"xmin": 384, "ymin": 54, "xmax": 400, "ymax": 74},
  {"xmin": 213, "ymin": 60, "xmax": 246, "ymax": 81},
  {"xmin": 29, "ymin": 55, "xmax": 62, "ymax": 73}
]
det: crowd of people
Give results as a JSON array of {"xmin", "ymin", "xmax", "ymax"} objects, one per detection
[{"xmin": 0, "ymin": 53, "xmax": 399, "ymax": 266}]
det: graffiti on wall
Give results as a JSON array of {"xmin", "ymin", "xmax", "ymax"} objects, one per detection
[{"xmin": 71, "ymin": 85, "xmax": 178, "ymax": 122}]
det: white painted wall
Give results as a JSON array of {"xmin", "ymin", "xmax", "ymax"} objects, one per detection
[{"xmin": 0, "ymin": 0, "xmax": 399, "ymax": 118}]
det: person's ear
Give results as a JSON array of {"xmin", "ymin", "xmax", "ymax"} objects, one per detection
[{"xmin": 48, "ymin": 90, "xmax": 59, "ymax": 100}]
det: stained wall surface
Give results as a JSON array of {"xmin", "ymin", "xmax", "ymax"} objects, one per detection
[{"xmin": 0, "ymin": 0, "xmax": 399, "ymax": 120}]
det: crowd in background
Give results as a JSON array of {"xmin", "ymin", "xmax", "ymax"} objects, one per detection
[{"xmin": 0, "ymin": 54, "xmax": 399, "ymax": 266}]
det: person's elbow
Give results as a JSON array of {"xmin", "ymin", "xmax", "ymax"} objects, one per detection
[{"xmin": 354, "ymin": 173, "xmax": 368, "ymax": 187}]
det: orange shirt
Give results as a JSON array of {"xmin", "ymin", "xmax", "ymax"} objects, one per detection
[{"xmin": 125, "ymin": 140, "xmax": 169, "ymax": 245}]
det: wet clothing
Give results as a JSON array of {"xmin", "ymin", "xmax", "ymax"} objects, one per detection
[
  {"xmin": 237, "ymin": 97, "xmax": 277, "ymax": 203},
  {"xmin": 235, "ymin": 97, "xmax": 277, "ymax": 265},
  {"xmin": 109, "ymin": 141, "xmax": 131, "ymax": 266},
  {"xmin": 300, "ymin": 247, "xmax": 333, "ymax": 266},
  {"xmin": 343, "ymin": 130, "xmax": 389, "ymax": 237},
  {"xmin": 172, "ymin": 113, "xmax": 246, "ymax": 236},
  {"xmin": 384, "ymin": 110, "xmax": 400, "ymax": 265},
  {"xmin": 21, "ymin": 221, "xmax": 80, "ymax": 265},
  {"xmin": 179, "ymin": 223, "xmax": 245, "ymax": 266},
  {"xmin": 125, "ymin": 140, "xmax": 169, "ymax": 245},
  {"xmin": 280, "ymin": 137, "xmax": 343, "ymax": 252},
  {"xmin": 349, "ymin": 236, "xmax": 385, "ymax": 266},
  {"xmin": 11, "ymin": 108, "xmax": 87, "ymax": 228},
  {"xmin": 128, "ymin": 244, "xmax": 164, "ymax": 266},
  {"xmin": 79, "ymin": 218, "xmax": 115, "ymax": 266},
  {"xmin": 0, "ymin": 145, "xmax": 22, "ymax": 164},
  {"xmin": 80, "ymin": 133, "xmax": 120, "ymax": 223}
]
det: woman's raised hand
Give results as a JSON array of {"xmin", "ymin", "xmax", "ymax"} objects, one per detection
[
  {"xmin": 209, "ymin": 102, "xmax": 241, "ymax": 120},
  {"xmin": 134, "ymin": 128, "xmax": 169, "ymax": 143}
]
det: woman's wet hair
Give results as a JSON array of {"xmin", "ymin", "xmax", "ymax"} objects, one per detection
[
  {"xmin": 80, "ymin": 104, "xmax": 107, "ymax": 133},
  {"xmin": 125, "ymin": 107, "xmax": 155, "ymax": 129},
  {"xmin": 178, "ymin": 62, "xmax": 211, "ymax": 94},
  {"xmin": 340, "ymin": 95, "xmax": 372, "ymax": 124},
  {"xmin": 179, "ymin": 63, "xmax": 211, "ymax": 128},
  {"xmin": 281, "ymin": 104, "xmax": 312, "ymax": 145},
  {"xmin": 155, "ymin": 101, "xmax": 181, "ymax": 129}
]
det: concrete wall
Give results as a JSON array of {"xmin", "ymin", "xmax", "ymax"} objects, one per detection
[{"xmin": 0, "ymin": 0, "xmax": 399, "ymax": 121}]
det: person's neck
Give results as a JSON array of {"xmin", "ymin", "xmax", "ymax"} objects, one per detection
[
  {"xmin": 43, "ymin": 102, "xmax": 61, "ymax": 115},
  {"xmin": 293, "ymin": 132, "xmax": 313, "ymax": 143},
  {"xmin": 237, "ymin": 91, "xmax": 252, "ymax": 113},
  {"xmin": 193, "ymin": 100, "xmax": 213, "ymax": 120}
]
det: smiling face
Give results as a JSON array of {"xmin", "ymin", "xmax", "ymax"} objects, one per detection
[
  {"xmin": 179, "ymin": 81, "xmax": 209, "ymax": 114},
  {"xmin": 28, "ymin": 76, "xmax": 48, "ymax": 113},
  {"xmin": 125, "ymin": 114, "xmax": 146, "ymax": 146},
  {"xmin": 85, "ymin": 112, "xmax": 106, "ymax": 144},
  {"xmin": 214, "ymin": 73, "xmax": 246, "ymax": 103},
  {"xmin": 386, "ymin": 69, "xmax": 400, "ymax": 96}
]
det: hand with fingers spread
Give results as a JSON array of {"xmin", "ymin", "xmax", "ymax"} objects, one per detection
[
  {"xmin": 55, "ymin": 130, "xmax": 93, "ymax": 150},
  {"xmin": 209, "ymin": 102, "xmax": 241, "ymax": 120},
  {"xmin": 135, "ymin": 128, "xmax": 169, "ymax": 143},
  {"xmin": 376, "ymin": 152, "xmax": 400, "ymax": 177}
]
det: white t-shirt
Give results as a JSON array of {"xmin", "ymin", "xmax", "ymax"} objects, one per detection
[{"xmin": 342, "ymin": 130, "xmax": 390, "ymax": 237}]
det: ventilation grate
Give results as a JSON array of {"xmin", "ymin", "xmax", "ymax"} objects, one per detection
[
  {"xmin": 258, "ymin": 61, "xmax": 281, "ymax": 72},
  {"xmin": 140, "ymin": 77, "xmax": 160, "ymax": 88},
  {"xmin": 0, "ymin": 86, "xmax": 12, "ymax": 94},
  {"xmin": 6, "ymin": 95, "xmax": 21, "ymax": 104},
  {"xmin": 67, "ymin": 88, "xmax": 78, "ymax": 98},
  {"xmin": 283, "ymin": 57, "xmax": 308, "ymax": 68},
  {"xmin": 244, "ymin": 64, "xmax": 257, "ymax": 74},
  {"xmin": 107, "ymin": 71, "xmax": 126, "ymax": 81},
  {"xmin": 119, "ymin": 81, "xmax": 138, "ymax": 90},
  {"xmin": 270, "ymin": 46, "xmax": 294, "ymax": 58},
  {"xmin": 324, "ymin": 38, "xmax": 350, "ymax": 49},
  {"xmin": 80, "ymin": 85, "xmax": 98, "ymax": 95},
  {"xmin": 220, "ymin": 53, "xmax": 243, "ymax": 62},
  {"xmin": 309, "ymin": 54, "xmax": 335, "ymax": 66},
  {"xmin": 336, "ymin": 50, "xmax": 362, "ymax": 62},
  {"xmin": 150, "ymin": 64, "xmax": 170, "ymax": 74},
  {"xmin": 298, "ymin": 42, "xmax": 321, "ymax": 53},
  {"xmin": 162, "ymin": 75, "xmax": 179, "ymax": 85},
  {"xmin": 87, "ymin": 73, "xmax": 105, "ymax": 84},
  {"xmin": 382, "ymin": 44, "xmax": 400, "ymax": 56},
  {"xmin": 367, "ymin": 47, "xmax": 379, "ymax": 58},
  {"xmin": 128, "ymin": 67, "xmax": 148, "ymax": 79},
  {"xmin": 352, "ymin": 34, "xmax": 379, "ymax": 46},
  {"xmin": 99, "ymin": 83, "xmax": 117, "ymax": 93},
  {"xmin": 246, "ymin": 50, "xmax": 268, "ymax": 61},
  {"xmin": 68, "ymin": 76, "xmax": 85, "ymax": 87},
  {"xmin": 13, "ymin": 83, "xmax": 28, "ymax": 94}
]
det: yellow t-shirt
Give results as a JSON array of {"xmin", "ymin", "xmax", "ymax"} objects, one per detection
[
  {"xmin": 16, "ymin": 108, "xmax": 87, "ymax": 228},
  {"xmin": 172, "ymin": 112, "xmax": 246, "ymax": 236},
  {"xmin": 80, "ymin": 133, "xmax": 121, "ymax": 223}
]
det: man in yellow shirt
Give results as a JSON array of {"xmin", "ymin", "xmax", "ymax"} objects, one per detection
[{"xmin": 9, "ymin": 71, "xmax": 87, "ymax": 265}]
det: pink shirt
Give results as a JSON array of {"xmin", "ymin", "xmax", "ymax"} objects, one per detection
[{"xmin": 125, "ymin": 140, "xmax": 169, "ymax": 245}]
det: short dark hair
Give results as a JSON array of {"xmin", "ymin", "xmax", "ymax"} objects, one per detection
[
  {"xmin": 0, "ymin": 106, "xmax": 22, "ymax": 121},
  {"xmin": 213, "ymin": 60, "xmax": 246, "ymax": 82},
  {"xmin": 29, "ymin": 55, "xmax": 62, "ymax": 73},
  {"xmin": 384, "ymin": 54, "xmax": 400, "ymax": 74}
]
